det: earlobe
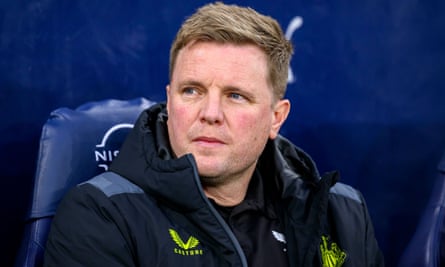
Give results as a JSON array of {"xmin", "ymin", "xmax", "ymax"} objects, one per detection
[{"xmin": 269, "ymin": 99, "xmax": 291, "ymax": 139}]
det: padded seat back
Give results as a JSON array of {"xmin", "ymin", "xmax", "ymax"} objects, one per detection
[
  {"xmin": 14, "ymin": 98, "xmax": 154, "ymax": 267},
  {"xmin": 398, "ymin": 152, "xmax": 445, "ymax": 266}
]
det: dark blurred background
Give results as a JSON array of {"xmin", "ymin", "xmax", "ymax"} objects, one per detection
[{"xmin": 1, "ymin": 0, "xmax": 444, "ymax": 266}]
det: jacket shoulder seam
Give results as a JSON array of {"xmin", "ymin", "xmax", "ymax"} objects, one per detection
[
  {"xmin": 81, "ymin": 171, "xmax": 144, "ymax": 197},
  {"xmin": 329, "ymin": 182, "xmax": 362, "ymax": 204}
]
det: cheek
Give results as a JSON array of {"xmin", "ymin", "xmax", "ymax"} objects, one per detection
[
  {"xmin": 236, "ymin": 111, "xmax": 272, "ymax": 137},
  {"xmin": 169, "ymin": 104, "xmax": 190, "ymax": 127},
  {"xmin": 241, "ymin": 116, "xmax": 257, "ymax": 131},
  {"xmin": 167, "ymin": 105, "xmax": 191, "ymax": 156},
  {"xmin": 169, "ymin": 105, "xmax": 199, "ymax": 146}
]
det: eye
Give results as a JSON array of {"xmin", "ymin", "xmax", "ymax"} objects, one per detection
[
  {"xmin": 182, "ymin": 87, "xmax": 199, "ymax": 95},
  {"xmin": 229, "ymin": 92, "xmax": 244, "ymax": 100},
  {"xmin": 228, "ymin": 92, "xmax": 251, "ymax": 103}
]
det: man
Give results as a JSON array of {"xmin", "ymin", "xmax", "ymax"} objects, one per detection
[{"xmin": 44, "ymin": 2, "xmax": 384, "ymax": 266}]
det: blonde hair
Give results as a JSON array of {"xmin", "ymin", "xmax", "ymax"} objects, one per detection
[{"xmin": 169, "ymin": 2, "xmax": 293, "ymax": 100}]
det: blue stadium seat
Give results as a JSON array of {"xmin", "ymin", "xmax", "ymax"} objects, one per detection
[
  {"xmin": 14, "ymin": 98, "xmax": 154, "ymax": 267},
  {"xmin": 398, "ymin": 151, "xmax": 445, "ymax": 267}
]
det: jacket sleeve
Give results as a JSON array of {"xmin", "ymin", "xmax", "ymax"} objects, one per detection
[
  {"xmin": 43, "ymin": 185, "xmax": 135, "ymax": 267},
  {"xmin": 361, "ymin": 193, "xmax": 385, "ymax": 267}
]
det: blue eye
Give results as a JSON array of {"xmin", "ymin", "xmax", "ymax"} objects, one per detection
[
  {"xmin": 229, "ymin": 93, "xmax": 244, "ymax": 100},
  {"xmin": 183, "ymin": 87, "xmax": 197, "ymax": 95}
]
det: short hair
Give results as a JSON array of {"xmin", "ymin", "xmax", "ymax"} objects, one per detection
[{"xmin": 169, "ymin": 2, "xmax": 293, "ymax": 101}]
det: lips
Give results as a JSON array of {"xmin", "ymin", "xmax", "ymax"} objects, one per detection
[{"xmin": 192, "ymin": 136, "xmax": 225, "ymax": 145}]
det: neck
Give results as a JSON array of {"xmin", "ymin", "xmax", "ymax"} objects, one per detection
[{"xmin": 203, "ymin": 174, "xmax": 252, "ymax": 207}]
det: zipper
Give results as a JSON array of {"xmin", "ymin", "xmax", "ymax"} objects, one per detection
[{"xmin": 186, "ymin": 154, "xmax": 248, "ymax": 267}]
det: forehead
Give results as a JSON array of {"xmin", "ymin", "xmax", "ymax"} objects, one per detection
[{"xmin": 172, "ymin": 41, "xmax": 270, "ymax": 87}]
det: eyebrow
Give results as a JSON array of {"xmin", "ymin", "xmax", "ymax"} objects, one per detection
[
  {"xmin": 176, "ymin": 79, "xmax": 257, "ymax": 102},
  {"xmin": 177, "ymin": 79, "xmax": 203, "ymax": 88},
  {"xmin": 223, "ymin": 86, "xmax": 256, "ymax": 101}
]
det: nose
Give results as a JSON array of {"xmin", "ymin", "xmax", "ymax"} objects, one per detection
[{"xmin": 199, "ymin": 93, "xmax": 224, "ymax": 125}]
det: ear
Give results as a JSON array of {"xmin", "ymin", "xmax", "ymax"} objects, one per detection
[
  {"xmin": 166, "ymin": 84, "xmax": 171, "ymax": 114},
  {"xmin": 269, "ymin": 99, "xmax": 290, "ymax": 139}
]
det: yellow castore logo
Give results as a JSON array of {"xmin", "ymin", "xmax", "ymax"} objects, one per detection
[
  {"xmin": 320, "ymin": 235, "xmax": 347, "ymax": 267},
  {"xmin": 169, "ymin": 228, "xmax": 203, "ymax": 256}
]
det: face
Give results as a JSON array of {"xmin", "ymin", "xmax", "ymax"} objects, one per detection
[{"xmin": 166, "ymin": 41, "xmax": 290, "ymax": 186}]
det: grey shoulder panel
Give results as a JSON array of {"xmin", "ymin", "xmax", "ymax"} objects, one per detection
[
  {"xmin": 82, "ymin": 171, "xmax": 144, "ymax": 197},
  {"xmin": 329, "ymin": 182, "xmax": 362, "ymax": 204}
]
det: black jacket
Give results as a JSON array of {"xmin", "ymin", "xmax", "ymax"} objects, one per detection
[{"xmin": 44, "ymin": 103, "xmax": 384, "ymax": 266}]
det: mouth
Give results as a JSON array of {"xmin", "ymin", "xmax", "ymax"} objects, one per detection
[{"xmin": 192, "ymin": 136, "xmax": 226, "ymax": 146}]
